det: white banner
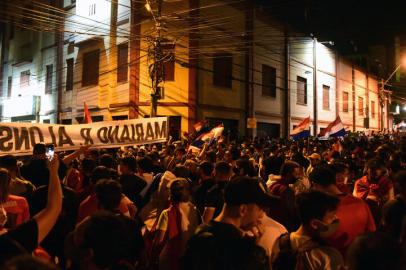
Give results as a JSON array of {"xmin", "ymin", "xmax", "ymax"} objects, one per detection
[{"xmin": 0, "ymin": 117, "xmax": 168, "ymax": 155}]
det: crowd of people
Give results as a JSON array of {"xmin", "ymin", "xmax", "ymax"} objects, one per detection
[{"xmin": 0, "ymin": 133, "xmax": 406, "ymax": 270}]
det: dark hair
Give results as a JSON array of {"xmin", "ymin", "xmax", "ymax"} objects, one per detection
[
  {"xmin": 395, "ymin": 170, "xmax": 406, "ymax": 192},
  {"xmin": 280, "ymin": 161, "xmax": 300, "ymax": 177},
  {"xmin": 99, "ymin": 154, "xmax": 115, "ymax": 169},
  {"xmin": 215, "ymin": 161, "xmax": 231, "ymax": 177},
  {"xmin": 3, "ymin": 255, "xmax": 59, "ymax": 270},
  {"xmin": 80, "ymin": 212, "xmax": 143, "ymax": 269},
  {"xmin": 0, "ymin": 155, "xmax": 17, "ymax": 170},
  {"xmin": 95, "ymin": 179, "xmax": 123, "ymax": 211},
  {"xmin": 230, "ymin": 147, "xmax": 241, "ymax": 161},
  {"xmin": 199, "ymin": 161, "xmax": 214, "ymax": 177},
  {"xmin": 91, "ymin": 166, "xmax": 111, "ymax": 185},
  {"xmin": 169, "ymin": 178, "xmax": 190, "ymax": 203},
  {"xmin": 365, "ymin": 158, "xmax": 385, "ymax": 170},
  {"xmin": 296, "ymin": 190, "xmax": 339, "ymax": 225},
  {"xmin": 173, "ymin": 165, "xmax": 190, "ymax": 179},
  {"xmin": 120, "ymin": 156, "xmax": 137, "ymax": 173},
  {"xmin": 206, "ymin": 150, "xmax": 217, "ymax": 164},
  {"xmin": 347, "ymin": 232, "xmax": 401, "ymax": 270},
  {"xmin": 33, "ymin": 143, "xmax": 46, "ymax": 155},
  {"xmin": 137, "ymin": 157, "xmax": 153, "ymax": 173},
  {"xmin": 236, "ymin": 159, "xmax": 254, "ymax": 177},
  {"xmin": 309, "ymin": 165, "xmax": 336, "ymax": 187},
  {"xmin": 330, "ymin": 162, "xmax": 348, "ymax": 175},
  {"xmin": 81, "ymin": 158, "xmax": 96, "ymax": 174}
]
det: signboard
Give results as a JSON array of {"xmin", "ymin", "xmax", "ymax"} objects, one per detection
[
  {"xmin": 0, "ymin": 117, "xmax": 168, "ymax": 155},
  {"xmin": 247, "ymin": 117, "xmax": 257, "ymax": 129}
]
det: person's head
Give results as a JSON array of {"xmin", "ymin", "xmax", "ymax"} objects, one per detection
[
  {"xmin": 394, "ymin": 170, "xmax": 406, "ymax": 197},
  {"xmin": 91, "ymin": 166, "xmax": 111, "ymax": 186},
  {"xmin": 174, "ymin": 147, "xmax": 186, "ymax": 159},
  {"xmin": 365, "ymin": 158, "xmax": 386, "ymax": 182},
  {"xmin": 71, "ymin": 212, "xmax": 143, "ymax": 270},
  {"xmin": 95, "ymin": 179, "xmax": 123, "ymax": 212},
  {"xmin": 205, "ymin": 150, "xmax": 217, "ymax": 164},
  {"xmin": 295, "ymin": 190, "xmax": 340, "ymax": 238},
  {"xmin": 330, "ymin": 162, "xmax": 350, "ymax": 187},
  {"xmin": 33, "ymin": 143, "xmax": 47, "ymax": 160},
  {"xmin": 234, "ymin": 159, "xmax": 254, "ymax": 177},
  {"xmin": 309, "ymin": 165, "xmax": 336, "ymax": 190},
  {"xmin": 2, "ymin": 255, "xmax": 59, "ymax": 270},
  {"xmin": 169, "ymin": 178, "xmax": 191, "ymax": 203},
  {"xmin": 199, "ymin": 161, "xmax": 214, "ymax": 179},
  {"xmin": 99, "ymin": 154, "xmax": 115, "ymax": 169},
  {"xmin": 172, "ymin": 165, "xmax": 190, "ymax": 179},
  {"xmin": 0, "ymin": 168, "xmax": 11, "ymax": 203},
  {"xmin": 308, "ymin": 153, "xmax": 321, "ymax": 167},
  {"xmin": 119, "ymin": 156, "xmax": 137, "ymax": 175},
  {"xmin": 280, "ymin": 161, "xmax": 301, "ymax": 183},
  {"xmin": 81, "ymin": 158, "xmax": 97, "ymax": 177},
  {"xmin": 137, "ymin": 156, "xmax": 153, "ymax": 174},
  {"xmin": 346, "ymin": 232, "xmax": 401, "ymax": 270},
  {"xmin": 214, "ymin": 161, "xmax": 231, "ymax": 181},
  {"xmin": 184, "ymin": 159, "xmax": 198, "ymax": 175},
  {"xmin": 0, "ymin": 155, "xmax": 18, "ymax": 177},
  {"xmin": 223, "ymin": 176, "xmax": 274, "ymax": 230}
]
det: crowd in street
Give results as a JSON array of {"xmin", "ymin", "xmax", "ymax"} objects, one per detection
[{"xmin": 0, "ymin": 132, "xmax": 406, "ymax": 270}]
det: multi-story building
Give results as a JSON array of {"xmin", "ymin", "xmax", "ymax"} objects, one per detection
[{"xmin": 0, "ymin": 0, "xmax": 393, "ymax": 138}]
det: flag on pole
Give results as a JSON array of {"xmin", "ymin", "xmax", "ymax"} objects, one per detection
[
  {"xmin": 291, "ymin": 117, "xmax": 310, "ymax": 140},
  {"xmin": 191, "ymin": 124, "xmax": 224, "ymax": 148},
  {"xmin": 84, "ymin": 102, "xmax": 92, "ymax": 124},
  {"xmin": 318, "ymin": 116, "xmax": 346, "ymax": 139}
]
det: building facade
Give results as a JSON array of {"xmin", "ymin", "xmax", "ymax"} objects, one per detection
[{"xmin": 0, "ymin": 0, "xmax": 393, "ymax": 138}]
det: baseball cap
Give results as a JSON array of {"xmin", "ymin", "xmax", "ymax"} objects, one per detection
[{"xmin": 224, "ymin": 176, "xmax": 279, "ymax": 208}]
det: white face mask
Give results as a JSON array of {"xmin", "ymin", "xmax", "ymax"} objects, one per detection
[{"xmin": 0, "ymin": 206, "xmax": 7, "ymax": 227}]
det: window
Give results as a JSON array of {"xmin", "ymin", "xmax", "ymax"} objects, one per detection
[
  {"xmin": 20, "ymin": 70, "xmax": 30, "ymax": 88},
  {"xmin": 162, "ymin": 43, "xmax": 175, "ymax": 82},
  {"xmin": 322, "ymin": 85, "xmax": 330, "ymax": 110},
  {"xmin": 343, "ymin": 91, "xmax": 349, "ymax": 112},
  {"xmin": 82, "ymin": 50, "xmax": 99, "ymax": 87},
  {"xmin": 45, "ymin": 64, "xmax": 53, "ymax": 94},
  {"xmin": 213, "ymin": 54, "xmax": 232, "ymax": 88},
  {"xmin": 7, "ymin": 77, "xmax": 12, "ymax": 97},
  {"xmin": 66, "ymin": 58, "xmax": 74, "ymax": 91},
  {"xmin": 89, "ymin": 3, "xmax": 96, "ymax": 16},
  {"xmin": 358, "ymin": 97, "xmax": 364, "ymax": 116},
  {"xmin": 117, "ymin": 43, "xmax": 128, "ymax": 83},
  {"xmin": 297, "ymin": 76, "xmax": 307, "ymax": 105},
  {"xmin": 371, "ymin": 101, "xmax": 375, "ymax": 118},
  {"xmin": 61, "ymin": 119, "xmax": 72, "ymax": 125},
  {"xmin": 262, "ymin": 64, "xmax": 276, "ymax": 97}
]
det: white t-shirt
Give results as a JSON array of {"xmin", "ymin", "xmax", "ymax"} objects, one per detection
[{"xmin": 256, "ymin": 215, "xmax": 287, "ymax": 269}]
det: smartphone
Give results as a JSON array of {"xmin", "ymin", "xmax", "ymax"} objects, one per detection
[{"xmin": 46, "ymin": 144, "xmax": 55, "ymax": 161}]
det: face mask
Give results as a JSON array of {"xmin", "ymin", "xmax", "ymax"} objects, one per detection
[
  {"xmin": 315, "ymin": 218, "xmax": 339, "ymax": 238},
  {"xmin": 0, "ymin": 206, "xmax": 7, "ymax": 227}
]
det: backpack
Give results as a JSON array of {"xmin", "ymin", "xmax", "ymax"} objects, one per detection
[{"xmin": 272, "ymin": 233, "xmax": 316, "ymax": 270}]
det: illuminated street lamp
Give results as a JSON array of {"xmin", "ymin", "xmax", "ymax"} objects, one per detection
[{"xmin": 379, "ymin": 57, "xmax": 406, "ymax": 130}]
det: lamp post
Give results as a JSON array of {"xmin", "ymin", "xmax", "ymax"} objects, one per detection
[
  {"xmin": 379, "ymin": 60, "xmax": 405, "ymax": 130},
  {"xmin": 145, "ymin": 0, "xmax": 164, "ymax": 117}
]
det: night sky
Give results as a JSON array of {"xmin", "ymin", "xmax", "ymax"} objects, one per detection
[{"xmin": 259, "ymin": 0, "xmax": 406, "ymax": 54}]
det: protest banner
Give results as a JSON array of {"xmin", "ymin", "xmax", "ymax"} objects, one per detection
[{"xmin": 0, "ymin": 117, "xmax": 168, "ymax": 156}]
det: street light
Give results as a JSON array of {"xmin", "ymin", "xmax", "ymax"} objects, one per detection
[{"xmin": 379, "ymin": 57, "xmax": 406, "ymax": 130}]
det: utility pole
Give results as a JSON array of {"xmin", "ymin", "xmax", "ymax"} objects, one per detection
[
  {"xmin": 313, "ymin": 37, "xmax": 317, "ymax": 135},
  {"xmin": 148, "ymin": 0, "xmax": 164, "ymax": 117}
]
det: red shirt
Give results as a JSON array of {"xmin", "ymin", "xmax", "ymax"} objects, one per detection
[
  {"xmin": 1, "ymin": 195, "xmax": 30, "ymax": 228},
  {"xmin": 326, "ymin": 194, "xmax": 376, "ymax": 256},
  {"xmin": 353, "ymin": 175, "xmax": 393, "ymax": 203},
  {"xmin": 77, "ymin": 193, "xmax": 130, "ymax": 223}
]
